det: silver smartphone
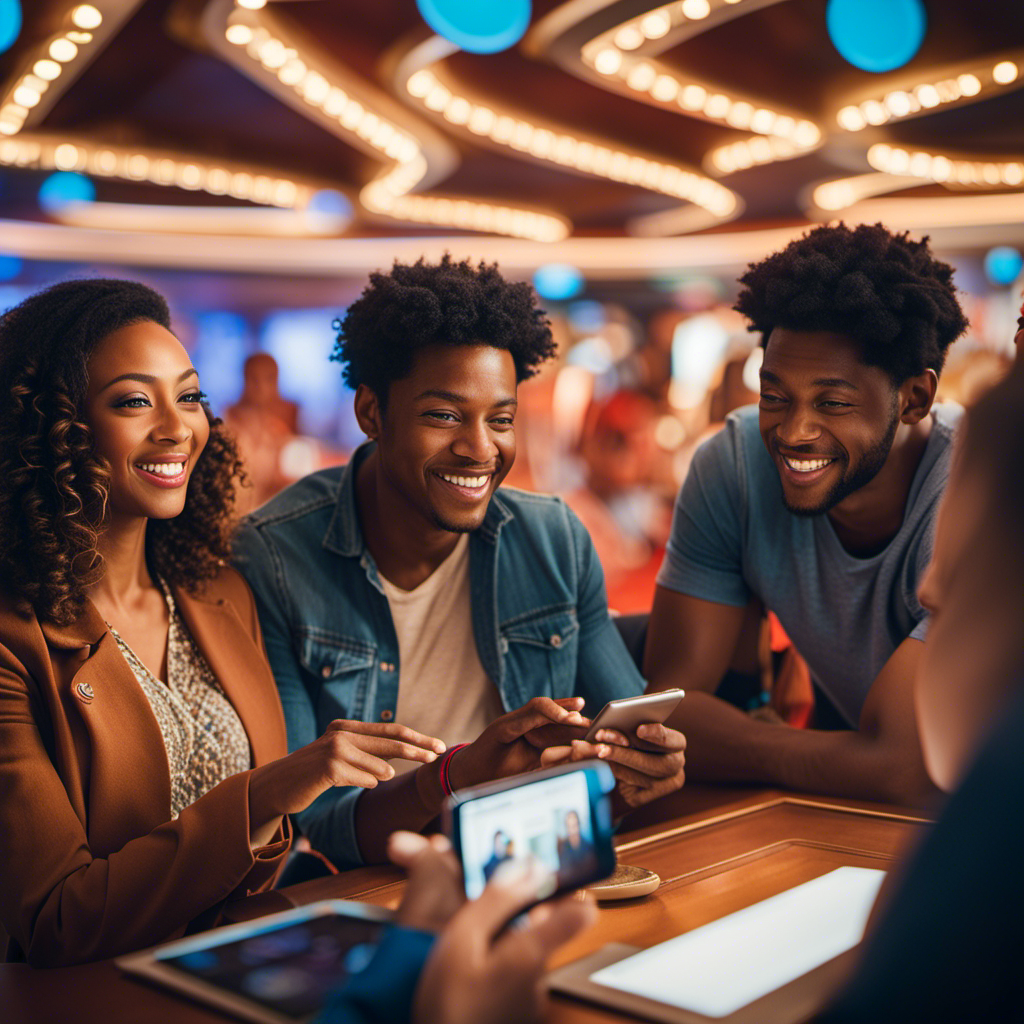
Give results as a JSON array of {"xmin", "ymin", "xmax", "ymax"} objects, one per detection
[{"xmin": 584, "ymin": 689, "xmax": 685, "ymax": 751}]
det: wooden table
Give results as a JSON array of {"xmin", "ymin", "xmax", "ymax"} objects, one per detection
[{"xmin": 0, "ymin": 785, "xmax": 931, "ymax": 1024}]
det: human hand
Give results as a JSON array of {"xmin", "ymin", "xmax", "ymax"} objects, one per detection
[
  {"xmin": 249, "ymin": 720, "xmax": 446, "ymax": 829},
  {"xmin": 446, "ymin": 697, "xmax": 588, "ymax": 792},
  {"xmin": 389, "ymin": 831, "xmax": 465, "ymax": 934},
  {"xmin": 540, "ymin": 721, "xmax": 686, "ymax": 809},
  {"xmin": 412, "ymin": 858, "xmax": 597, "ymax": 1024}
]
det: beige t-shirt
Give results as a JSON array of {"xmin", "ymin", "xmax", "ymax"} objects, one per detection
[{"xmin": 381, "ymin": 533, "xmax": 504, "ymax": 774}]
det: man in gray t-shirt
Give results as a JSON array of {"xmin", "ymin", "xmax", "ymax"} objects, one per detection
[{"xmin": 644, "ymin": 223, "xmax": 969, "ymax": 807}]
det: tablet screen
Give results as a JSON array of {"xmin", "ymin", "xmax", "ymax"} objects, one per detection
[
  {"xmin": 158, "ymin": 911, "xmax": 388, "ymax": 1020},
  {"xmin": 590, "ymin": 866, "xmax": 886, "ymax": 1018}
]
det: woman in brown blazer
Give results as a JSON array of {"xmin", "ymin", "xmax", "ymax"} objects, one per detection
[{"xmin": 0, "ymin": 279, "xmax": 445, "ymax": 967}]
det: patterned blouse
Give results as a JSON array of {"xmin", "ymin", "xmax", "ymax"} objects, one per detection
[{"xmin": 107, "ymin": 585, "xmax": 251, "ymax": 820}]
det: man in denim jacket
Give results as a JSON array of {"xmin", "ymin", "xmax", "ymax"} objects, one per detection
[{"xmin": 234, "ymin": 256, "xmax": 686, "ymax": 868}]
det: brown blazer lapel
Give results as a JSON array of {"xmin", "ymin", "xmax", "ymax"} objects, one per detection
[
  {"xmin": 173, "ymin": 586, "xmax": 287, "ymax": 769},
  {"xmin": 42, "ymin": 608, "xmax": 172, "ymax": 855}
]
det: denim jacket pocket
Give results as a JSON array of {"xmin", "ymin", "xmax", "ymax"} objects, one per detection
[
  {"xmin": 297, "ymin": 629, "xmax": 377, "ymax": 724},
  {"xmin": 500, "ymin": 607, "xmax": 580, "ymax": 704}
]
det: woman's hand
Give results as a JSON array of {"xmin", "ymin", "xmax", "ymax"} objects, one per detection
[{"xmin": 248, "ymin": 721, "xmax": 446, "ymax": 846}]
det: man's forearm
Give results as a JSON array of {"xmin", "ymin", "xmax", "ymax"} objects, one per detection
[
  {"xmin": 673, "ymin": 692, "xmax": 938, "ymax": 808},
  {"xmin": 353, "ymin": 759, "xmax": 449, "ymax": 864}
]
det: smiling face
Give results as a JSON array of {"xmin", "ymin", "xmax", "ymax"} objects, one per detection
[
  {"xmin": 758, "ymin": 328, "xmax": 905, "ymax": 516},
  {"xmin": 358, "ymin": 344, "xmax": 517, "ymax": 534},
  {"xmin": 84, "ymin": 320, "xmax": 209, "ymax": 523}
]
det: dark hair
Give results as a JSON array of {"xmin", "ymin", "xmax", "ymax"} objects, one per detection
[
  {"xmin": 332, "ymin": 254, "xmax": 556, "ymax": 403},
  {"xmin": 735, "ymin": 223, "xmax": 968, "ymax": 384},
  {"xmin": 0, "ymin": 278, "xmax": 244, "ymax": 625}
]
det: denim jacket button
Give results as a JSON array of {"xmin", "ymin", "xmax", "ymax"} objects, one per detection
[
  {"xmin": 550, "ymin": 634, "xmax": 562, "ymax": 648},
  {"xmin": 380, "ymin": 709, "xmax": 394, "ymax": 721},
  {"xmin": 499, "ymin": 638, "xmax": 509, "ymax": 654},
  {"xmin": 321, "ymin": 665, "xmax": 331, "ymax": 678}
]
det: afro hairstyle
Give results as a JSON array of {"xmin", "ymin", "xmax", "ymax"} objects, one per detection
[
  {"xmin": 734, "ymin": 223, "xmax": 968, "ymax": 384},
  {"xmin": 332, "ymin": 254, "xmax": 556, "ymax": 403}
]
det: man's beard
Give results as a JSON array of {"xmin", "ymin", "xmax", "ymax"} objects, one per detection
[{"xmin": 782, "ymin": 407, "xmax": 901, "ymax": 517}]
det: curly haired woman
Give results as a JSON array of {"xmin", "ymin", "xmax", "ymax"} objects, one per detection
[{"xmin": 0, "ymin": 279, "xmax": 445, "ymax": 967}]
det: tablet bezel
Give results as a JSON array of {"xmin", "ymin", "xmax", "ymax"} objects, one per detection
[
  {"xmin": 116, "ymin": 899, "xmax": 395, "ymax": 1024},
  {"xmin": 547, "ymin": 942, "xmax": 859, "ymax": 1024}
]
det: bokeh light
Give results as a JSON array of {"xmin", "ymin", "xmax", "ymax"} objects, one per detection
[
  {"xmin": 533, "ymin": 263, "xmax": 584, "ymax": 301},
  {"xmin": 0, "ymin": 0, "xmax": 22, "ymax": 56},
  {"xmin": 984, "ymin": 246, "xmax": 1024, "ymax": 287},
  {"xmin": 826, "ymin": 0, "xmax": 926, "ymax": 73},
  {"xmin": 38, "ymin": 171, "xmax": 96, "ymax": 212},
  {"xmin": 415, "ymin": 0, "xmax": 531, "ymax": 54}
]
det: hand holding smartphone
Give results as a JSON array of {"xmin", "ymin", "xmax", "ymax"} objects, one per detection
[
  {"xmin": 584, "ymin": 689, "xmax": 685, "ymax": 752},
  {"xmin": 444, "ymin": 761, "xmax": 617, "ymax": 902}
]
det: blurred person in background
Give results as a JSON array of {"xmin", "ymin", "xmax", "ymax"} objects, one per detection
[
  {"xmin": 225, "ymin": 353, "xmax": 299, "ymax": 512},
  {"xmin": 562, "ymin": 389, "xmax": 671, "ymax": 613},
  {"xmin": 818, "ymin": 357, "xmax": 1024, "ymax": 1022},
  {"xmin": 645, "ymin": 223, "xmax": 968, "ymax": 807}
]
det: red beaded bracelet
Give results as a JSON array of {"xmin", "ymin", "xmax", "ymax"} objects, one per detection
[{"xmin": 439, "ymin": 742, "xmax": 470, "ymax": 797}]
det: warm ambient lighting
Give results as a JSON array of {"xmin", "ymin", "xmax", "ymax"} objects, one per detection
[
  {"xmin": 835, "ymin": 53, "xmax": 1024, "ymax": 130},
  {"xmin": 0, "ymin": 134, "xmax": 317, "ymax": 207},
  {"xmin": 575, "ymin": 1, "xmax": 821, "ymax": 174},
  {"xmin": 225, "ymin": 10, "xmax": 566, "ymax": 239},
  {"xmin": 70, "ymin": 5, "xmax": 102, "ymax": 30},
  {"xmin": 401, "ymin": 66, "xmax": 739, "ymax": 220},
  {"xmin": 867, "ymin": 143, "xmax": 1024, "ymax": 188}
]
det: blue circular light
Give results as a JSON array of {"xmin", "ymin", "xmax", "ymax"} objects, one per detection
[
  {"xmin": 307, "ymin": 189, "xmax": 353, "ymax": 217},
  {"xmin": 533, "ymin": 263, "xmax": 583, "ymax": 301},
  {"xmin": 0, "ymin": 254, "xmax": 21, "ymax": 280},
  {"xmin": 826, "ymin": 0, "xmax": 926, "ymax": 73},
  {"xmin": 416, "ymin": 0, "xmax": 531, "ymax": 54},
  {"xmin": 984, "ymin": 246, "xmax": 1023, "ymax": 287},
  {"xmin": 38, "ymin": 171, "xmax": 96, "ymax": 212},
  {"xmin": 0, "ymin": 0, "xmax": 22, "ymax": 56}
]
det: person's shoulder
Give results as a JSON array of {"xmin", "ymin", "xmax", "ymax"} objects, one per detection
[
  {"xmin": 240, "ymin": 466, "xmax": 344, "ymax": 532},
  {"xmin": 930, "ymin": 401, "xmax": 964, "ymax": 446},
  {"xmin": 0, "ymin": 587, "xmax": 40, "ymax": 650},
  {"xmin": 200, "ymin": 564, "xmax": 254, "ymax": 608},
  {"xmin": 494, "ymin": 486, "xmax": 577, "ymax": 533}
]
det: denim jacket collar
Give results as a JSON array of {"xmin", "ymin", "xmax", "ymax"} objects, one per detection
[{"xmin": 322, "ymin": 441, "xmax": 515, "ymax": 561}]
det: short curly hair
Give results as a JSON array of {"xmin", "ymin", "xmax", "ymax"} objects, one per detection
[
  {"xmin": 735, "ymin": 223, "xmax": 968, "ymax": 384},
  {"xmin": 332, "ymin": 255, "xmax": 556, "ymax": 403},
  {"xmin": 0, "ymin": 278, "xmax": 244, "ymax": 625}
]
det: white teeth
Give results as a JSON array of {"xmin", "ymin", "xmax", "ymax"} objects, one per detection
[
  {"xmin": 440, "ymin": 473, "xmax": 489, "ymax": 488},
  {"xmin": 137, "ymin": 462, "xmax": 185, "ymax": 476},
  {"xmin": 784, "ymin": 457, "xmax": 833, "ymax": 472}
]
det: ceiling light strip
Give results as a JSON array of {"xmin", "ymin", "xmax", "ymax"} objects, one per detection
[
  {"xmin": 834, "ymin": 52, "xmax": 1024, "ymax": 131},
  {"xmin": 207, "ymin": 1, "xmax": 568, "ymax": 241},
  {"xmin": 398, "ymin": 60, "xmax": 739, "ymax": 221},
  {"xmin": 530, "ymin": 0, "xmax": 819, "ymax": 176},
  {"xmin": 867, "ymin": 144, "xmax": 1024, "ymax": 189},
  {"xmin": 0, "ymin": 133, "xmax": 320, "ymax": 207},
  {"xmin": 808, "ymin": 172, "xmax": 930, "ymax": 213},
  {"xmin": 0, "ymin": 2, "xmax": 146, "ymax": 137}
]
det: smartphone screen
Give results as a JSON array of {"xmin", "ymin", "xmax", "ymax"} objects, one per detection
[{"xmin": 451, "ymin": 764, "xmax": 616, "ymax": 899}]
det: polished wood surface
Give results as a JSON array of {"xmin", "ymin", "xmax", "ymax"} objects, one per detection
[{"xmin": 0, "ymin": 785, "xmax": 931, "ymax": 1024}]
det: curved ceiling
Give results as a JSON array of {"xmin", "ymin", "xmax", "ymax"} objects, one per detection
[{"xmin": 0, "ymin": 0, "xmax": 1022, "ymax": 271}]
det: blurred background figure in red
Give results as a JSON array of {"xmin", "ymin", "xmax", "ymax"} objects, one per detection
[{"xmin": 224, "ymin": 353, "xmax": 299, "ymax": 512}]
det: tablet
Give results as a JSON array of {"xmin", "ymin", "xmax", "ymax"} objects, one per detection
[
  {"xmin": 117, "ymin": 900, "xmax": 394, "ymax": 1024},
  {"xmin": 548, "ymin": 866, "xmax": 886, "ymax": 1024}
]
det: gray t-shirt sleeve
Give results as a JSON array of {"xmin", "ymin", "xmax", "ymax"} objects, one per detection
[
  {"xmin": 657, "ymin": 426, "xmax": 751, "ymax": 608},
  {"xmin": 906, "ymin": 511, "xmax": 936, "ymax": 643}
]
